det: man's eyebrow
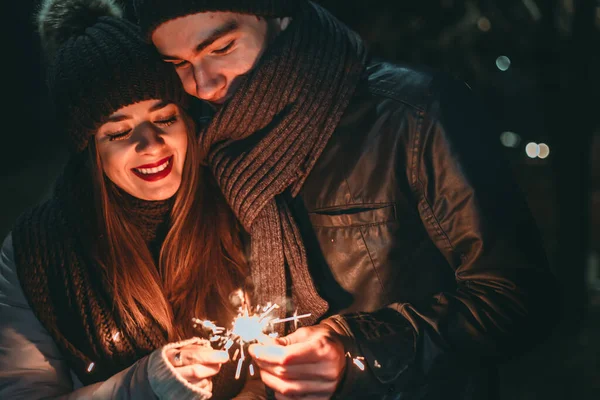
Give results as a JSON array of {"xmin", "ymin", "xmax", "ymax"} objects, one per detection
[{"xmin": 161, "ymin": 20, "xmax": 239, "ymax": 61}]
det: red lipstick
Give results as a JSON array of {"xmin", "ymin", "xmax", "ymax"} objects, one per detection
[{"xmin": 132, "ymin": 156, "xmax": 173, "ymax": 182}]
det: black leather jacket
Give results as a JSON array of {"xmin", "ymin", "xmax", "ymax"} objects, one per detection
[{"xmin": 289, "ymin": 60, "xmax": 559, "ymax": 399}]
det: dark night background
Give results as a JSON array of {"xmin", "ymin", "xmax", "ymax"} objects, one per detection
[{"xmin": 3, "ymin": 0, "xmax": 599, "ymax": 398}]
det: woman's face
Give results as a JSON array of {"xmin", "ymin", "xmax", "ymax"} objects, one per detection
[{"xmin": 96, "ymin": 100, "xmax": 188, "ymax": 201}]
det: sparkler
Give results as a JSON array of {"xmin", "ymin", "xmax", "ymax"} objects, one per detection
[
  {"xmin": 192, "ymin": 289, "xmax": 367, "ymax": 380},
  {"xmin": 193, "ymin": 289, "xmax": 312, "ymax": 379},
  {"xmin": 78, "ymin": 292, "xmax": 366, "ymax": 380}
]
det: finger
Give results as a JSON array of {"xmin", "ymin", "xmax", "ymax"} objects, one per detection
[
  {"xmin": 258, "ymin": 334, "xmax": 279, "ymax": 345},
  {"xmin": 259, "ymin": 370, "xmax": 337, "ymax": 397},
  {"xmin": 248, "ymin": 343, "xmax": 286, "ymax": 362},
  {"xmin": 276, "ymin": 327, "xmax": 315, "ymax": 346},
  {"xmin": 250, "ymin": 339, "xmax": 337, "ymax": 365},
  {"xmin": 176, "ymin": 363, "xmax": 222, "ymax": 382},
  {"xmin": 184, "ymin": 348, "xmax": 229, "ymax": 365},
  {"xmin": 253, "ymin": 358, "xmax": 340, "ymax": 381},
  {"xmin": 166, "ymin": 347, "xmax": 229, "ymax": 366},
  {"xmin": 178, "ymin": 344, "xmax": 228, "ymax": 357},
  {"xmin": 195, "ymin": 378, "xmax": 213, "ymax": 393}
]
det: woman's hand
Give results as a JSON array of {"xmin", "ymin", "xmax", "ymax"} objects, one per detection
[{"xmin": 165, "ymin": 343, "xmax": 229, "ymax": 386}]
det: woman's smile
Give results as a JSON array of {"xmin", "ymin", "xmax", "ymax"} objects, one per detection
[
  {"xmin": 132, "ymin": 155, "xmax": 174, "ymax": 182},
  {"xmin": 96, "ymin": 100, "xmax": 188, "ymax": 200}
]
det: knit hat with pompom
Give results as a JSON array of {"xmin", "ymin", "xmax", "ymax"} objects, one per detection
[{"xmin": 38, "ymin": 0, "xmax": 188, "ymax": 153}]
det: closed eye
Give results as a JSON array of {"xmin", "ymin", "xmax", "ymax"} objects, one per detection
[
  {"xmin": 107, "ymin": 130, "xmax": 132, "ymax": 141},
  {"xmin": 155, "ymin": 115, "xmax": 178, "ymax": 127},
  {"xmin": 212, "ymin": 40, "xmax": 235, "ymax": 55},
  {"xmin": 172, "ymin": 60, "xmax": 189, "ymax": 69}
]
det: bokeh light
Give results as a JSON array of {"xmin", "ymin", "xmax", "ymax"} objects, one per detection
[
  {"xmin": 538, "ymin": 143, "xmax": 550, "ymax": 159},
  {"xmin": 525, "ymin": 142, "xmax": 540, "ymax": 158},
  {"xmin": 477, "ymin": 17, "xmax": 491, "ymax": 32},
  {"xmin": 500, "ymin": 131, "xmax": 521, "ymax": 148},
  {"xmin": 496, "ymin": 56, "xmax": 511, "ymax": 71}
]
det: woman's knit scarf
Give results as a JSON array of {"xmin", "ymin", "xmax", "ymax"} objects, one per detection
[
  {"xmin": 12, "ymin": 156, "xmax": 246, "ymax": 398},
  {"xmin": 11, "ymin": 155, "xmax": 173, "ymax": 386},
  {"xmin": 200, "ymin": 1, "xmax": 367, "ymax": 329}
]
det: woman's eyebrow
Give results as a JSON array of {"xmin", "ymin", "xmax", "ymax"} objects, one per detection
[{"xmin": 105, "ymin": 100, "xmax": 171, "ymax": 122}]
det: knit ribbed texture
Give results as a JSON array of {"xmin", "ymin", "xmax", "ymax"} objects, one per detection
[
  {"xmin": 200, "ymin": 2, "xmax": 367, "ymax": 331},
  {"xmin": 133, "ymin": 0, "xmax": 304, "ymax": 41},
  {"xmin": 13, "ymin": 156, "xmax": 246, "ymax": 398},
  {"xmin": 47, "ymin": 16, "xmax": 188, "ymax": 153},
  {"xmin": 148, "ymin": 337, "xmax": 213, "ymax": 399},
  {"xmin": 115, "ymin": 185, "xmax": 174, "ymax": 261},
  {"xmin": 12, "ymin": 155, "xmax": 172, "ymax": 385}
]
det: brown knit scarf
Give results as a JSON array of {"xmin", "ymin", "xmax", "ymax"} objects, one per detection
[
  {"xmin": 12, "ymin": 155, "xmax": 172, "ymax": 386},
  {"xmin": 12, "ymin": 156, "xmax": 247, "ymax": 398},
  {"xmin": 200, "ymin": 1, "xmax": 367, "ymax": 329}
]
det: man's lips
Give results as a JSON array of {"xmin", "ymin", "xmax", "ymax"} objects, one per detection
[
  {"xmin": 208, "ymin": 95, "xmax": 230, "ymax": 105},
  {"xmin": 208, "ymin": 86, "xmax": 237, "ymax": 104}
]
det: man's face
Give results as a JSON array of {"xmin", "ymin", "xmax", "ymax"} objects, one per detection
[{"xmin": 152, "ymin": 12, "xmax": 284, "ymax": 105}]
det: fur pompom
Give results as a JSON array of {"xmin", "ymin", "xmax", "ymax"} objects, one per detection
[{"xmin": 37, "ymin": 0, "xmax": 123, "ymax": 58}]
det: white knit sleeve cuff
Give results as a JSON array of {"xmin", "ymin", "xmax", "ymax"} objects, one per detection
[{"xmin": 147, "ymin": 337, "xmax": 213, "ymax": 400}]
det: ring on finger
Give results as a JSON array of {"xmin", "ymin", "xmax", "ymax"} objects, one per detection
[{"xmin": 173, "ymin": 351, "xmax": 183, "ymax": 367}]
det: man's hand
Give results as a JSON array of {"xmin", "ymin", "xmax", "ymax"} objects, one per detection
[{"xmin": 248, "ymin": 324, "xmax": 346, "ymax": 399}]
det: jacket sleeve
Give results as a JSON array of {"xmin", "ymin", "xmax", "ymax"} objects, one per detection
[
  {"xmin": 0, "ymin": 234, "xmax": 212, "ymax": 400},
  {"xmin": 324, "ymin": 76, "xmax": 560, "ymax": 396}
]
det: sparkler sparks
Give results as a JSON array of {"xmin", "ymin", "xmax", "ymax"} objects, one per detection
[
  {"xmin": 192, "ymin": 290, "xmax": 312, "ymax": 379},
  {"xmin": 235, "ymin": 344, "xmax": 245, "ymax": 380},
  {"xmin": 346, "ymin": 352, "xmax": 366, "ymax": 371},
  {"xmin": 352, "ymin": 357, "xmax": 365, "ymax": 371}
]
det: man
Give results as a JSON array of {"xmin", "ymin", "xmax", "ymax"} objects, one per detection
[{"xmin": 132, "ymin": 1, "xmax": 559, "ymax": 398}]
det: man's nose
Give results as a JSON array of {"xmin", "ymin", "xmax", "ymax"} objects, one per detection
[{"xmin": 192, "ymin": 61, "xmax": 224, "ymax": 101}]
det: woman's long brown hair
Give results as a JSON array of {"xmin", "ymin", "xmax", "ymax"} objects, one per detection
[{"xmin": 88, "ymin": 110, "xmax": 247, "ymax": 341}]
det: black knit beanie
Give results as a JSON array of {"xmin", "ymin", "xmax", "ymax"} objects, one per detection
[
  {"xmin": 38, "ymin": 0, "xmax": 189, "ymax": 153},
  {"xmin": 133, "ymin": 0, "xmax": 305, "ymax": 41}
]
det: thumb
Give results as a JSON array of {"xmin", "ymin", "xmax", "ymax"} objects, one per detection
[
  {"xmin": 191, "ymin": 349, "xmax": 230, "ymax": 365},
  {"xmin": 276, "ymin": 326, "xmax": 314, "ymax": 346}
]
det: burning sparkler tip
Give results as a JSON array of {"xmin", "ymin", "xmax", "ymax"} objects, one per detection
[{"xmin": 193, "ymin": 290, "xmax": 316, "ymax": 380}]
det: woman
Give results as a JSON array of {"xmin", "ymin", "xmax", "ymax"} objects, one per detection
[{"xmin": 0, "ymin": 0, "xmax": 259, "ymax": 398}]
